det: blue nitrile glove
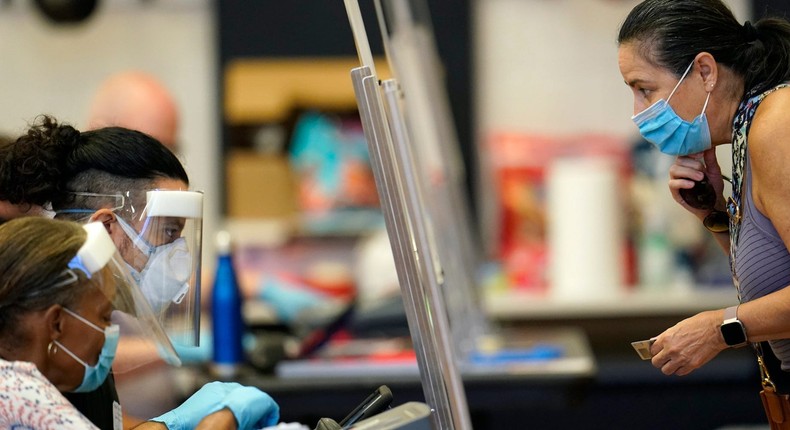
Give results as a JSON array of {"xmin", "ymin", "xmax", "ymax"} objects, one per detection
[
  {"xmin": 216, "ymin": 385, "xmax": 280, "ymax": 430},
  {"xmin": 172, "ymin": 329, "xmax": 214, "ymax": 364},
  {"xmin": 173, "ymin": 332, "xmax": 258, "ymax": 364},
  {"xmin": 151, "ymin": 381, "xmax": 242, "ymax": 430}
]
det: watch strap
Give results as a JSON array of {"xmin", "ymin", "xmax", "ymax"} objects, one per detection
[
  {"xmin": 721, "ymin": 304, "xmax": 748, "ymax": 347},
  {"xmin": 724, "ymin": 305, "xmax": 738, "ymax": 322}
]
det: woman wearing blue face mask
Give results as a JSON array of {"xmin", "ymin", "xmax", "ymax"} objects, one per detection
[
  {"xmin": 0, "ymin": 218, "xmax": 155, "ymax": 428},
  {"xmin": 0, "ymin": 218, "xmax": 280, "ymax": 430},
  {"xmin": 619, "ymin": 0, "xmax": 790, "ymax": 423}
]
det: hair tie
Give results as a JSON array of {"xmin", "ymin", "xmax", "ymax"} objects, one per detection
[{"xmin": 743, "ymin": 21, "xmax": 759, "ymax": 43}]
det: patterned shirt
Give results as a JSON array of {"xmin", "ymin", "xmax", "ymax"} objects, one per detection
[{"xmin": 0, "ymin": 358, "xmax": 98, "ymax": 430}]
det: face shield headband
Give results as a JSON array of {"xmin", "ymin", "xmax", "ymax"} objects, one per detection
[{"xmin": 48, "ymin": 222, "xmax": 182, "ymax": 371}]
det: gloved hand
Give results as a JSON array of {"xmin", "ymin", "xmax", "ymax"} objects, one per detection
[
  {"xmin": 173, "ymin": 332, "xmax": 259, "ymax": 365},
  {"xmin": 171, "ymin": 329, "xmax": 213, "ymax": 364},
  {"xmin": 219, "ymin": 385, "xmax": 280, "ymax": 429},
  {"xmin": 151, "ymin": 381, "xmax": 242, "ymax": 430}
]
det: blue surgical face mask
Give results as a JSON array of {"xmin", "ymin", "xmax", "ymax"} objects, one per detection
[
  {"xmin": 55, "ymin": 308, "xmax": 120, "ymax": 393},
  {"xmin": 632, "ymin": 61, "xmax": 712, "ymax": 156}
]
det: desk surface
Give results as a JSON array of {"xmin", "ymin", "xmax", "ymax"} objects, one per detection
[
  {"xmin": 177, "ymin": 324, "xmax": 765, "ymax": 429},
  {"xmin": 229, "ymin": 349, "xmax": 762, "ymax": 430},
  {"xmin": 186, "ymin": 327, "xmax": 596, "ymax": 426},
  {"xmin": 237, "ymin": 366, "xmax": 593, "ymax": 427},
  {"xmin": 272, "ymin": 326, "xmax": 596, "ymax": 382}
]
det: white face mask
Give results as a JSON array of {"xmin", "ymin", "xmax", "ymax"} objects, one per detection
[{"xmin": 116, "ymin": 217, "xmax": 192, "ymax": 313}]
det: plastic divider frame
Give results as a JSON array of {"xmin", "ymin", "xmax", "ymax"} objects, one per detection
[
  {"xmin": 351, "ymin": 65, "xmax": 472, "ymax": 430},
  {"xmin": 373, "ymin": 0, "xmax": 487, "ymax": 361},
  {"xmin": 380, "ymin": 78, "xmax": 474, "ymax": 430}
]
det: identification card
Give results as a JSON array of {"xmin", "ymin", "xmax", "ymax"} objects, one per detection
[{"xmin": 113, "ymin": 400, "xmax": 123, "ymax": 430}]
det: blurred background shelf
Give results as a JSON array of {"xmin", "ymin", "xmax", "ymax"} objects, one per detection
[
  {"xmin": 486, "ymin": 287, "xmax": 738, "ymax": 320},
  {"xmin": 224, "ymin": 58, "xmax": 391, "ymax": 125},
  {"xmin": 484, "ymin": 285, "xmax": 741, "ymax": 363}
]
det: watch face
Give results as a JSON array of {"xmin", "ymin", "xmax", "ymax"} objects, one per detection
[{"xmin": 721, "ymin": 321, "xmax": 747, "ymax": 345}]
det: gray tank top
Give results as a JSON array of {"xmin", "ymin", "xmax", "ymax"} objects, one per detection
[{"xmin": 732, "ymin": 85, "xmax": 790, "ymax": 369}]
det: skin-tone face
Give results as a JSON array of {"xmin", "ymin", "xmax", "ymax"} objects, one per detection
[
  {"xmin": 91, "ymin": 177, "xmax": 189, "ymax": 272},
  {"xmin": 44, "ymin": 288, "xmax": 113, "ymax": 392},
  {"xmin": 618, "ymin": 41, "xmax": 744, "ymax": 147},
  {"xmin": 86, "ymin": 71, "xmax": 179, "ymax": 151}
]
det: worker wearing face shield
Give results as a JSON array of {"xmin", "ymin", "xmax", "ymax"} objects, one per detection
[
  {"xmin": 61, "ymin": 188, "xmax": 205, "ymax": 357},
  {"xmin": 0, "ymin": 116, "xmax": 280, "ymax": 430}
]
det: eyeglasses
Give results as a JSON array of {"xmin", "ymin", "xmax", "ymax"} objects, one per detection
[{"xmin": 680, "ymin": 174, "xmax": 731, "ymax": 233}]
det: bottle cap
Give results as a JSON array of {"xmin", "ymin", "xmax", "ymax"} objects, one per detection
[{"xmin": 216, "ymin": 230, "xmax": 233, "ymax": 254}]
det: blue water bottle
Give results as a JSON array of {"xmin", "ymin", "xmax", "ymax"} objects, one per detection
[{"xmin": 211, "ymin": 230, "xmax": 245, "ymax": 378}]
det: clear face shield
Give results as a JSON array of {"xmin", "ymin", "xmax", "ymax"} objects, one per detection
[
  {"xmin": 115, "ymin": 190, "xmax": 204, "ymax": 349},
  {"xmin": 65, "ymin": 222, "xmax": 181, "ymax": 372},
  {"xmin": 59, "ymin": 189, "xmax": 203, "ymax": 359}
]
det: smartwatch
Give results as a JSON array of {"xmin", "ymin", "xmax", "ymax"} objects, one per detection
[{"xmin": 720, "ymin": 305, "xmax": 749, "ymax": 348}]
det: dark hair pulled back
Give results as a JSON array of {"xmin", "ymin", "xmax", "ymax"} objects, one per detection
[
  {"xmin": 618, "ymin": 0, "xmax": 790, "ymax": 95},
  {"xmin": 0, "ymin": 115, "xmax": 188, "ymax": 207},
  {"xmin": 0, "ymin": 116, "xmax": 78, "ymax": 205}
]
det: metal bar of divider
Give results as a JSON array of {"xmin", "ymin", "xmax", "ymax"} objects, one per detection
[
  {"xmin": 351, "ymin": 65, "xmax": 470, "ymax": 430},
  {"xmin": 379, "ymin": 78, "xmax": 473, "ymax": 430}
]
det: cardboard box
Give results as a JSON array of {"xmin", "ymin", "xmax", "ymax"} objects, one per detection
[{"xmin": 225, "ymin": 150, "xmax": 298, "ymax": 219}]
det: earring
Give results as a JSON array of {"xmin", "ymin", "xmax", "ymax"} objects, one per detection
[{"xmin": 47, "ymin": 341, "xmax": 58, "ymax": 357}]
